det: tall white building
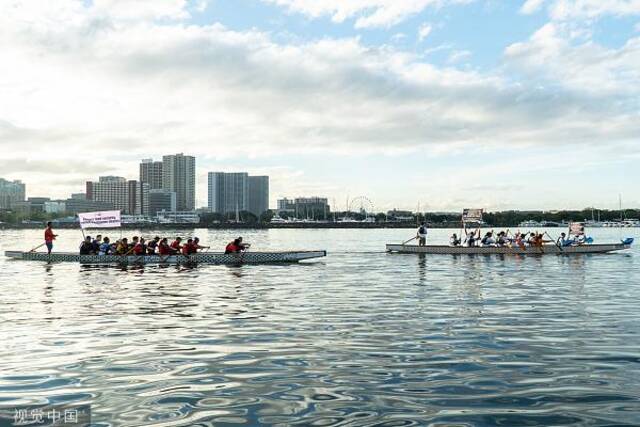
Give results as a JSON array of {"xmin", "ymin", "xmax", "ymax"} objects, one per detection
[
  {"xmin": 162, "ymin": 153, "xmax": 195, "ymax": 211},
  {"xmin": 208, "ymin": 172, "xmax": 270, "ymax": 217},
  {"xmin": 0, "ymin": 178, "xmax": 26, "ymax": 209},
  {"xmin": 86, "ymin": 176, "xmax": 148, "ymax": 215}
]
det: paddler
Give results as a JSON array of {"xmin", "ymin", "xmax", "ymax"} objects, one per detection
[
  {"xmin": 192, "ymin": 237, "xmax": 209, "ymax": 253},
  {"xmin": 44, "ymin": 221, "xmax": 58, "ymax": 254},
  {"xmin": 170, "ymin": 237, "xmax": 183, "ymax": 253},
  {"xmin": 416, "ymin": 222, "xmax": 428, "ymax": 247},
  {"xmin": 225, "ymin": 237, "xmax": 250, "ymax": 254}
]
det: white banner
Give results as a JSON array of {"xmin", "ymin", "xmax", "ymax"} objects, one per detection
[
  {"xmin": 570, "ymin": 222, "xmax": 585, "ymax": 235},
  {"xmin": 78, "ymin": 210, "xmax": 121, "ymax": 229},
  {"xmin": 462, "ymin": 208, "xmax": 483, "ymax": 222}
]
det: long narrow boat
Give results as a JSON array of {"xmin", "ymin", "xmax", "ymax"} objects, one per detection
[
  {"xmin": 386, "ymin": 242, "xmax": 632, "ymax": 255},
  {"xmin": 4, "ymin": 250, "xmax": 327, "ymax": 265}
]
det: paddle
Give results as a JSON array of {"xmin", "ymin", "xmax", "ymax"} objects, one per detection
[
  {"xmin": 402, "ymin": 236, "xmax": 417, "ymax": 245},
  {"xmin": 545, "ymin": 231, "xmax": 564, "ymax": 253},
  {"xmin": 29, "ymin": 242, "xmax": 46, "ymax": 253}
]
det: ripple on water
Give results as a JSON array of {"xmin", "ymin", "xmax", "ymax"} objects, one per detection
[{"xmin": 0, "ymin": 228, "xmax": 639, "ymax": 425}]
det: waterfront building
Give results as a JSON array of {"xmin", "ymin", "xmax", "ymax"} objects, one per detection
[
  {"xmin": 139, "ymin": 159, "xmax": 163, "ymax": 190},
  {"xmin": 156, "ymin": 210, "xmax": 200, "ymax": 224},
  {"xmin": 162, "ymin": 153, "xmax": 195, "ymax": 211},
  {"xmin": 208, "ymin": 172, "xmax": 248, "ymax": 215},
  {"xmin": 71, "ymin": 193, "xmax": 87, "ymax": 200},
  {"xmin": 248, "ymin": 176, "xmax": 269, "ymax": 217},
  {"xmin": 44, "ymin": 201, "xmax": 66, "ymax": 214},
  {"xmin": 148, "ymin": 189, "xmax": 177, "ymax": 216},
  {"xmin": 64, "ymin": 198, "xmax": 114, "ymax": 214},
  {"xmin": 277, "ymin": 197, "xmax": 330, "ymax": 220},
  {"xmin": 86, "ymin": 176, "xmax": 149, "ymax": 215},
  {"xmin": 27, "ymin": 197, "xmax": 51, "ymax": 213},
  {"xmin": 0, "ymin": 178, "xmax": 26, "ymax": 209},
  {"xmin": 208, "ymin": 172, "xmax": 270, "ymax": 217}
]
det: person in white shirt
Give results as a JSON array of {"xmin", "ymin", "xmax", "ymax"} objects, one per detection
[{"xmin": 416, "ymin": 222, "xmax": 428, "ymax": 246}]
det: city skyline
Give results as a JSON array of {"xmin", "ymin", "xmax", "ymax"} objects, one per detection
[{"xmin": 0, "ymin": 1, "xmax": 638, "ymax": 211}]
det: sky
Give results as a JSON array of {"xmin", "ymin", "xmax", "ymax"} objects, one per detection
[{"xmin": 0, "ymin": 0, "xmax": 639, "ymax": 212}]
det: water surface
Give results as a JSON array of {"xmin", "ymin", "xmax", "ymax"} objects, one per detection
[{"xmin": 1, "ymin": 228, "xmax": 639, "ymax": 426}]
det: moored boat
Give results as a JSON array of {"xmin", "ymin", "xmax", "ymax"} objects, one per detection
[
  {"xmin": 4, "ymin": 250, "xmax": 327, "ymax": 265},
  {"xmin": 386, "ymin": 242, "xmax": 632, "ymax": 255}
]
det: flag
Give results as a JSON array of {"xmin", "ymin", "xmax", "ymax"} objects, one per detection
[{"xmin": 78, "ymin": 210, "xmax": 121, "ymax": 229}]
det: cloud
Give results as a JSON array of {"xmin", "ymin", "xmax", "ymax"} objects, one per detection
[
  {"xmin": 418, "ymin": 23, "xmax": 433, "ymax": 41},
  {"xmin": 261, "ymin": 0, "xmax": 473, "ymax": 28},
  {"xmin": 523, "ymin": 0, "xmax": 640, "ymax": 21},
  {"xmin": 521, "ymin": 0, "xmax": 547, "ymax": 14},
  {"xmin": 1, "ymin": 0, "xmax": 639, "ymax": 204},
  {"xmin": 447, "ymin": 49, "xmax": 472, "ymax": 63}
]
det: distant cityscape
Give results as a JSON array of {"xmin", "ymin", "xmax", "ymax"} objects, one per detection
[{"xmin": 1, "ymin": 153, "xmax": 639, "ymax": 227}]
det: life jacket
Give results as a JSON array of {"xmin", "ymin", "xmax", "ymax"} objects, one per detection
[
  {"xmin": 158, "ymin": 243, "xmax": 171, "ymax": 255},
  {"xmin": 133, "ymin": 243, "xmax": 145, "ymax": 255},
  {"xmin": 225, "ymin": 243, "xmax": 239, "ymax": 254}
]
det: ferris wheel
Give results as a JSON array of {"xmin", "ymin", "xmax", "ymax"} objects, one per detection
[{"xmin": 348, "ymin": 196, "xmax": 375, "ymax": 217}]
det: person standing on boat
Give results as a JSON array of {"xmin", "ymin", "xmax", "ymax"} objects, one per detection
[
  {"xmin": 416, "ymin": 222, "xmax": 428, "ymax": 247},
  {"xmin": 44, "ymin": 222, "xmax": 58, "ymax": 254}
]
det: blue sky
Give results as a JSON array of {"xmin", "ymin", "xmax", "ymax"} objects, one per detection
[{"xmin": 0, "ymin": 0, "xmax": 639, "ymax": 211}]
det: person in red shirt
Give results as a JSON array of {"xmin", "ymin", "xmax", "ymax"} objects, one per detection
[
  {"xmin": 181, "ymin": 238, "xmax": 194, "ymax": 255},
  {"xmin": 225, "ymin": 237, "xmax": 250, "ymax": 254},
  {"xmin": 170, "ymin": 237, "xmax": 182, "ymax": 254},
  {"xmin": 44, "ymin": 222, "xmax": 58, "ymax": 254},
  {"xmin": 133, "ymin": 237, "xmax": 146, "ymax": 255},
  {"xmin": 158, "ymin": 238, "xmax": 171, "ymax": 256}
]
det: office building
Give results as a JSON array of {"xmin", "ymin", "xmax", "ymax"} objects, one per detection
[
  {"xmin": 86, "ymin": 176, "xmax": 148, "ymax": 215},
  {"xmin": 148, "ymin": 189, "xmax": 177, "ymax": 216},
  {"xmin": 162, "ymin": 153, "xmax": 195, "ymax": 211},
  {"xmin": 64, "ymin": 198, "xmax": 114, "ymax": 214},
  {"xmin": 277, "ymin": 197, "xmax": 330, "ymax": 220},
  {"xmin": 208, "ymin": 172, "xmax": 248, "ymax": 214},
  {"xmin": 27, "ymin": 197, "xmax": 51, "ymax": 213},
  {"xmin": 248, "ymin": 176, "xmax": 269, "ymax": 217},
  {"xmin": 140, "ymin": 159, "xmax": 163, "ymax": 190},
  {"xmin": 0, "ymin": 178, "xmax": 26, "ymax": 209},
  {"xmin": 44, "ymin": 201, "xmax": 66, "ymax": 214}
]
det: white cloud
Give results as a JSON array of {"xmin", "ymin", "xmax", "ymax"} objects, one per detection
[
  {"xmin": 447, "ymin": 49, "xmax": 471, "ymax": 63},
  {"xmin": 527, "ymin": 0, "xmax": 640, "ymax": 21},
  {"xmin": 418, "ymin": 23, "xmax": 433, "ymax": 41},
  {"xmin": 521, "ymin": 0, "xmax": 547, "ymax": 14},
  {"xmin": 262, "ymin": 0, "xmax": 473, "ymax": 28}
]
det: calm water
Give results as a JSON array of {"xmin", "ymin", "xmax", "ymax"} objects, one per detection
[{"xmin": 0, "ymin": 228, "xmax": 639, "ymax": 426}]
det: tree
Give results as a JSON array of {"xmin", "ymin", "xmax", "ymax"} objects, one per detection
[{"xmin": 259, "ymin": 210, "xmax": 275, "ymax": 223}]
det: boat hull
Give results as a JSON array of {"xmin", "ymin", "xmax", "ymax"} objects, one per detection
[
  {"xmin": 4, "ymin": 250, "xmax": 327, "ymax": 265},
  {"xmin": 386, "ymin": 243, "xmax": 631, "ymax": 255}
]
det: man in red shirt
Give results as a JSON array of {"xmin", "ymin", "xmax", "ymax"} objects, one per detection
[
  {"xmin": 133, "ymin": 238, "xmax": 146, "ymax": 255},
  {"xmin": 170, "ymin": 237, "xmax": 183, "ymax": 254},
  {"xmin": 181, "ymin": 238, "xmax": 194, "ymax": 255},
  {"xmin": 44, "ymin": 222, "xmax": 57, "ymax": 254}
]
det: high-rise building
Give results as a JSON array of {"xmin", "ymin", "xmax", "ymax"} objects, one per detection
[
  {"xmin": 208, "ymin": 172, "xmax": 248, "ymax": 214},
  {"xmin": 208, "ymin": 172, "xmax": 270, "ymax": 217},
  {"xmin": 140, "ymin": 159, "xmax": 163, "ymax": 190},
  {"xmin": 0, "ymin": 178, "xmax": 26, "ymax": 209},
  {"xmin": 162, "ymin": 153, "xmax": 195, "ymax": 211},
  {"xmin": 148, "ymin": 189, "xmax": 177, "ymax": 216},
  {"xmin": 86, "ymin": 176, "xmax": 148, "ymax": 215},
  {"xmin": 248, "ymin": 176, "xmax": 269, "ymax": 217}
]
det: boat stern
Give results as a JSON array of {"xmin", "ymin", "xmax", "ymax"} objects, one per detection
[{"xmin": 4, "ymin": 251, "xmax": 25, "ymax": 260}]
